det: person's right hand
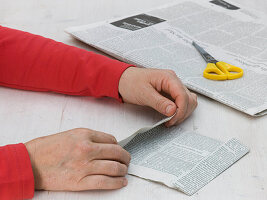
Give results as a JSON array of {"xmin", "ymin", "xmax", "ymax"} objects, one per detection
[
  {"xmin": 25, "ymin": 128, "xmax": 130, "ymax": 191},
  {"xmin": 119, "ymin": 67, "xmax": 198, "ymax": 126}
]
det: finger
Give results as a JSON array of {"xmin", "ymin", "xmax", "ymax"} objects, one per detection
[
  {"xmin": 192, "ymin": 93, "xmax": 198, "ymax": 109},
  {"xmin": 165, "ymin": 87, "xmax": 190, "ymax": 126},
  {"xmin": 176, "ymin": 87, "xmax": 193, "ymax": 123},
  {"xmin": 182, "ymin": 92, "xmax": 198, "ymax": 121},
  {"xmin": 186, "ymin": 92, "xmax": 197, "ymax": 114},
  {"xmin": 90, "ymin": 131, "xmax": 117, "ymax": 144},
  {"xmin": 165, "ymin": 92, "xmax": 189, "ymax": 127},
  {"xmin": 86, "ymin": 160, "xmax": 128, "ymax": 177},
  {"xmin": 93, "ymin": 143, "xmax": 131, "ymax": 165},
  {"xmin": 158, "ymin": 75, "xmax": 190, "ymax": 123},
  {"xmin": 78, "ymin": 175, "xmax": 127, "ymax": 190},
  {"xmin": 142, "ymin": 85, "xmax": 177, "ymax": 117},
  {"xmin": 165, "ymin": 100, "xmax": 188, "ymax": 127},
  {"xmin": 167, "ymin": 92, "xmax": 197, "ymax": 126}
]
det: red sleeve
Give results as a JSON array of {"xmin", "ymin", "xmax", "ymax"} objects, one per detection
[
  {"xmin": 0, "ymin": 25, "xmax": 133, "ymax": 101},
  {"xmin": 0, "ymin": 26, "xmax": 134, "ymax": 200},
  {"xmin": 0, "ymin": 144, "xmax": 34, "ymax": 199}
]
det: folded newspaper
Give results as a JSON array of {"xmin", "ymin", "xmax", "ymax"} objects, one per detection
[
  {"xmin": 66, "ymin": 0, "xmax": 267, "ymax": 116},
  {"xmin": 118, "ymin": 116, "xmax": 249, "ymax": 195}
]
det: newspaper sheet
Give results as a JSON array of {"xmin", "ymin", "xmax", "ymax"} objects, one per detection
[
  {"xmin": 66, "ymin": 0, "xmax": 267, "ymax": 116},
  {"xmin": 119, "ymin": 117, "xmax": 249, "ymax": 195}
]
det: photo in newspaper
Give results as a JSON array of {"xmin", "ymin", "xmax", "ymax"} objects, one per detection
[
  {"xmin": 66, "ymin": 0, "xmax": 267, "ymax": 116},
  {"xmin": 119, "ymin": 117, "xmax": 249, "ymax": 195}
]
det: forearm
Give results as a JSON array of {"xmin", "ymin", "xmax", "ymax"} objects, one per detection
[{"xmin": 0, "ymin": 26, "xmax": 132, "ymax": 100}]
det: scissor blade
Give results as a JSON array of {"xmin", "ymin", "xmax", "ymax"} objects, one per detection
[{"xmin": 192, "ymin": 41, "xmax": 218, "ymax": 63}]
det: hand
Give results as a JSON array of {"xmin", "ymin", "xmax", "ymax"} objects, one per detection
[
  {"xmin": 25, "ymin": 128, "xmax": 130, "ymax": 191},
  {"xmin": 119, "ymin": 67, "xmax": 197, "ymax": 126}
]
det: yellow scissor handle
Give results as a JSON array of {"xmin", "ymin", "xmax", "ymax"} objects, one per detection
[
  {"xmin": 203, "ymin": 61, "xmax": 243, "ymax": 80},
  {"xmin": 203, "ymin": 63, "xmax": 227, "ymax": 80},
  {"xmin": 216, "ymin": 61, "xmax": 243, "ymax": 80}
]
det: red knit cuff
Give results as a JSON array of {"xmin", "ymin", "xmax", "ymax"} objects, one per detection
[
  {"xmin": 8, "ymin": 144, "xmax": 34, "ymax": 199},
  {"xmin": 17, "ymin": 144, "xmax": 35, "ymax": 199}
]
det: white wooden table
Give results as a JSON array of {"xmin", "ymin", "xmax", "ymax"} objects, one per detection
[{"xmin": 0, "ymin": 0, "xmax": 266, "ymax": 199}]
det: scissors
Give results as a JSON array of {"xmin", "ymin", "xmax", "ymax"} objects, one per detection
[{"xmin": 192, "ymin": 41, "xmax": 243, "ymax": 80}]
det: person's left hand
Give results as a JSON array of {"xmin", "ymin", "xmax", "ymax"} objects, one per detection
[
  {"xmin": 118, "ymin": 67, "xmax": 197, "ymax": 126},
  {"xmin": 25, "ymin": 128, "xmax": 131, "ymax": 191}
]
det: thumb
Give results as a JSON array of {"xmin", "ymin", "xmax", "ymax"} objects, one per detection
[{"xmin": 144, "ymin": 86, "xmax": 177, "ymax": 116}]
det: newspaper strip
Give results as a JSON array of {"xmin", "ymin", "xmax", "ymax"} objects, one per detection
[
  {"xmin": 119, "ymin": 115, "xmax": 173, "ymax": 146},
  {"xmin": 119, "ymin": 119, "xmax": 249, "ymax": 195},
  {"xmin": 66, "ymin": 0, "xmax": 267, "ymax": 116}
]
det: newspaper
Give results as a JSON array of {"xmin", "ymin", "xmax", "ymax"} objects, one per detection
[
  {"xmin": 66, "ymin": 0, "xmax": 267, "ymax": 116},
  {"xmin": 119, "ymin": 117, "xmax": 249, "ymax": 195}
]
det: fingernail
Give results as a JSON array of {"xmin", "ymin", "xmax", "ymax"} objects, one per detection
[
  {"xmin": 123, "ymin": 178, "xmax": 128, "ymax": 186},
  {"xmin": 166, "ymin": 105, "xmax": 174, "ymax": 114},
  {"xmin": 112, "ymin": 138, "xmax": 118, "ymax": 144}
]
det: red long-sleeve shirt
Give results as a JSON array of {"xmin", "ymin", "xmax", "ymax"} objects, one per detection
[{"xmin": 0, "ymin": 26, "xmax": 132, "ymax": 199}]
